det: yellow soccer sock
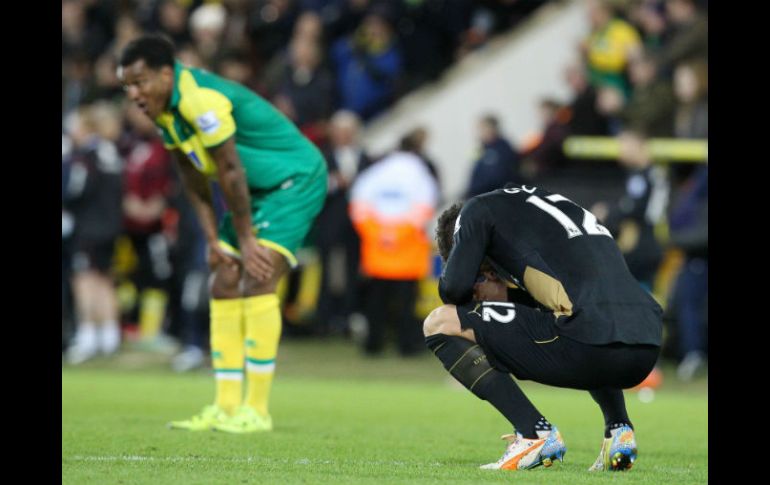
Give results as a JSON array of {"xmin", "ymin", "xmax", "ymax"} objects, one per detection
[
  {"xmin": 138, "ymin": 288, "xmax": 168, "ymax": 340},
  {"xmin": 243, "ymin": 294, "xmax": 282, "ymax": 417},
  {"xmin": 210, "ymin": 298, "xmax": 245, "ymax": 415}
]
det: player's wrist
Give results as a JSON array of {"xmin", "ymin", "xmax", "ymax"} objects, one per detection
[{"xmin": 236, "ymin": 231, "xmax": 256, "ymax": 245}]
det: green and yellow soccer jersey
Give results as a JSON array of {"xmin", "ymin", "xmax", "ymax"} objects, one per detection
[{"xmin": 155, "ymin": 61, "xmax": 325, "ymax": 190}]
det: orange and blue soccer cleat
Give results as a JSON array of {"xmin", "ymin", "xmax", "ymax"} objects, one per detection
[
  {"xmin": 588, "ymin": 425, "xmax": 637, "ymax": 471},
  {"xmin": 480, "ymin": 427, "xmax": 566, "ymax": 470}
]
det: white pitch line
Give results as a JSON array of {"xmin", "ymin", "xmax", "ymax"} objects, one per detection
[{"xmin": 66, "ymin": 455, "xmax": 442, "ymax": 467}]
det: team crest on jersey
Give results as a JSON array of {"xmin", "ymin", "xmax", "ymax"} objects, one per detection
[{"xmin": 195, "ymin": 111, "xmax": 221, "ymax": 134}]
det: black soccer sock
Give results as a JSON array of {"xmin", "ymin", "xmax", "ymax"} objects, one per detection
[
  {"xmin": 534, "ymin": 417, "xmax": 552, "ymax": 433},
  {"xmin": 426, "ymin": 333, "xmax": 545, "ymax": 439},
  {"xmin": 589, "ymin": 389, "xmax": 633, "ymax": 438}
]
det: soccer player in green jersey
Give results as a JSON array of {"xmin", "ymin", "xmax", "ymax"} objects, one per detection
[{"xmin": 118, "ymin": 35, "xmax": 328, "ymax": 433}]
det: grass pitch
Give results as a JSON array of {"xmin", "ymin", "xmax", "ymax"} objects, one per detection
[{"xmin": 62, "ymin": 339, "xmax": 707, "ymax": 484}]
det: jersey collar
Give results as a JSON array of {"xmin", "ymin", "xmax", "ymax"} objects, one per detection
[{"xmin": 167, "ymin": 60, "xmax": 184, "ymax": 110}]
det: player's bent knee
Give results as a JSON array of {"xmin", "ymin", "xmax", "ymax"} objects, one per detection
[
  {"xmin": 242, "ymin": 273, "xmax": 277, "ymax": 297},
  {"xmin": 423, "ymin": 305, "xmax": 461, "ymax": 337},
  {"xmin": 210, "ymin": 263, "xmax": 241, "ymax": 299}
]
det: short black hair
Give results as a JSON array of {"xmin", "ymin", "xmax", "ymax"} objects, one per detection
[
  {"xmin": 119, "ymin": 34, "xmax": 175, "ymax": 69},
  {"xmin": 435, "ymin": 202, "xmax": 463, "ymax": 262}
]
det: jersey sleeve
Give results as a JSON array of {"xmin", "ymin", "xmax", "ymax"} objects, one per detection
[
  {"xmin": 438, "ymin": 197, "xmax": 492, "ymax": 304},
  {"xmin": 177, "ymin": 71, "xmax": 236, "ymax": 148}
]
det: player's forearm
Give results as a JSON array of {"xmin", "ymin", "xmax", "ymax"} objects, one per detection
[
  {"xmin": 438, "ymin": 277, "xmax": 473, "ymax": 305},
  {"xmin": 185, "ymin": 189, "xmax": 220, "ymax": 245},
  {"xmin": 212, "ymin": 140, "xmax": 254, "ymax": 241},
  {"xmin": 173, "ymin": 153, "xmax": 220, "ymax": 245},
  {"xmin": 439, "ymin": 256, "xmax": 477, "ymax": 304}
]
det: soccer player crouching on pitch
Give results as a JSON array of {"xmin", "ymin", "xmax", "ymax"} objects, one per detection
[
  {"xmin": 118, "ymin": 35, "xmax": 327, "ymax": 433},
  {"xmin": 424, "ymin": 185, "xmax": 662, "ymax": 471}
]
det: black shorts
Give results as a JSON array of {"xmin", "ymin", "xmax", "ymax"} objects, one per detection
[
  {"xmin": 457, "ymin": 301, "xmax": 659, "ymax": 390},
  {"xmin": 72, "ymin": 240, "xmax": 115, "ymax": 274}
]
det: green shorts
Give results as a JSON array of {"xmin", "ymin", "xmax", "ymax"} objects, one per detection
[{"xmin": 217, "ymin": 161, "xmax": 327, "ymax": 268}]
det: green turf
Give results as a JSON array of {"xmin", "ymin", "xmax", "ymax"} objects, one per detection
[{"xmin": 62, "ymin": 339, "xmax": 707, "ymax": 484}]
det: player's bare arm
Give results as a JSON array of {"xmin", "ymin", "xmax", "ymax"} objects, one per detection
[
  {"xmin": 209, "ymin": 137, "xmax": 273, "ymax": 281},
  {"xmin": 172, "ymin": 149, "xmax": 236, "ymax": 268}
]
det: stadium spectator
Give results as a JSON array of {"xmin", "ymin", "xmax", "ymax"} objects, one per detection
[
  {"xmin": 595, "ymin": 84, "xmax": 627, "ymax": 136},
  {"xmin": 260, "ymin": 10, "xmax": 326, "ymax": 97},
  {"xmin": 189, "ymin": 2, "xmax": 229, "ymax": 69},
  {"xmin": 399, "ymin": 126, "xmax": 442, "ymax": 194},
  {"xmin": 582, "ymin": 0, "xmax": 642, "ymax": 97},
  {"xmin": 673, "ymin": 59, "xmax": 708, "ymax": 140},
  {"xmin": 176, "ymin": 43, "xmax": 205, "ymax": 68},
  {"xmin": 455, "ymin": 1, "xmax": 547, "ymax": 59},
  {"xmin": 314, "ymin": 110, "xmax": 371, "ymax": 336},
  {"xmin": 62, "ymin": 0, "xmax": 88, "ymax": 59},
  {"xmin": 622, "ymin": 51, "xmax": 676, "ymax": 137},
  {"xmin": 62, "ymin": 0, "xmax": 114, "ymax": 62},
  {"xmin": 466, "ymin": 115, "xmax": 519, "ymax": 198},
  {"xmin": 216, "ymin": 49, "xmax": 259, "ymax": 91},
  {"xmin": 349, "ymin": 147, "xmax": 439, "ymax": 355},
  {"xmin": 114, "ymin": 15, "xmax": 143, "ymax": 51},
  {"xmin": 671, "ymin": 59, "xmax": 708, "ymax": 184},
  {"xmin": 331, "ymin": 5, "xmax": 403, "ymax": 121},
  {"xmin": 62, "ymin": 52, "xmax": 95, "ymax": 118},
  {"xmin": 519, "ymin": 99, "xmax": 570, "ymax": 181},
  {"xmin": 591, "ymin": 130, "xmax": 669, "ymax": 290},
  {"xmin": 627, "ymin": 0, "xmax": 668, "ymax": 57},
  {"xmin": 667, "ymin": 165, "xmax": 707, "ymax": 381},
  {"xmin": 564, "ymin": 62, "xmax": 610, "ymax": 136},
  {"xmin": 657, "ymin": 0, "xmax": 708, "ymax": 75},
  {"xmin": 219, "ymin": 0, "xmax": 254, "ymax": 53},
  {"xmin": 167, "ymin": 176, "xmax": 211, "ymax": 373},
  {"xmin": 152, "ymin": 0, "xmax": 192, "ymax": 48},
  {"xmin": 91, "ymin": 53, "xmax": 125, "ymax": 103},
  {"xmin": 63, "ymin": 103, "xmax": 125, "ymax": 364},
  {"xmin": 63, "ymin": 134, "xmax": 76, "ymax": 353},
  {"xmin": 395, "ymin": 0, "xmax": 470, "ymax": 91},
  {"xmin": 293, "ymin": 8, "xmax": 325, "ymax": 44},
  {"xmin": 272, "ymin": 36, "xmax": 336, "ymax": 146},
  {"xmin": 456, "ymin": 6, "xmax": 492, "ymax": 59},
  {"xmin": 119, "ymin": 103, "xmax": 175, "ymax": 347},
  {"xmin": 247, "ymin": 0, "xmax": 300, "ymax": 74},
  {"xmin": 314, "ymin": 0, "xmax": 373, "ymax": 46}
]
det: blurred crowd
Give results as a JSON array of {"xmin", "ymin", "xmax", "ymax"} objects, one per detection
[
  {"xmin": 63, "ymin": 0, "xmax": 549, "ymax": 126},
  {"xmin": 62, "ymin": 0, "xmax": 707, "ymax": 381}
]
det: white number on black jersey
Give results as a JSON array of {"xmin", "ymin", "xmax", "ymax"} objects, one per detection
[
  {"xmin": 481, "ymin": 302, "xmax": 516, "ymax": 323},
  {"xmin": 526, "ymin": 194, "xmax": 612, "ymax": 240}
]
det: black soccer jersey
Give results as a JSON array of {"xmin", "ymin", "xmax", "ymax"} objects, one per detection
[{"xmin": 439, "ymin": 186, "xmax": 662, "ymax": 346}]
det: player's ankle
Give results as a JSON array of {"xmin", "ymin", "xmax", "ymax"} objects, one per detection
[{"xmin": 605, "ymin": 422, "xmax": 633, "ymax": 438}]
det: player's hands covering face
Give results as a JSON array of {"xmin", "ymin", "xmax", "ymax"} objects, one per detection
[{"xmin": 473, "ymin": 271, "xmax": 509, "ymax": 302}]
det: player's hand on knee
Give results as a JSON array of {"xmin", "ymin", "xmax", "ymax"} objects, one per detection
[
  {"xmin": 239, "ymin": 236, "xmax": 274, "ymax": 282},
  {"xmin": 207, "ymin": 244, "xmax": 239, "ymax": 271}
]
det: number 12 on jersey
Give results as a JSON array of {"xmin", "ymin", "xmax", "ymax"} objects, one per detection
[{"xmin": 526, "ymin": 194, "xmax": 612, "ymax": 239}]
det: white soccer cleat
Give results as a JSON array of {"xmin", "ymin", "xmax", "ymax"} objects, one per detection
[{"xmin": 480, "ymin": 427, "xmax": 566, "ymax": 470}]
